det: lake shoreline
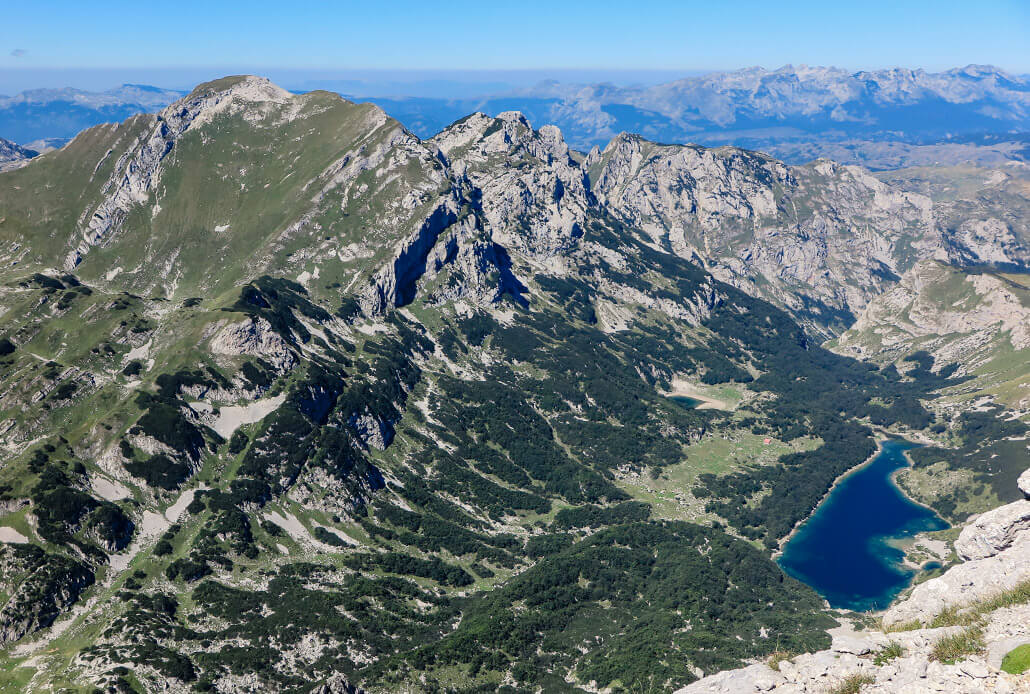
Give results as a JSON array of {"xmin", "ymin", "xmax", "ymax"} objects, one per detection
[
  {"xmin": 662, "ymin": 379, "xmax": 730, "ymax": 410},
  {"xmin": 772, "ymin": 437, "xmax": 888, "ymax": 556},
  {"xmin": 773, "ymin": 434, "xmax": 948, "ymax": 556},
  {"xmin": 776, "ymin": 437, "xmax": 950, "ymax": 611}
]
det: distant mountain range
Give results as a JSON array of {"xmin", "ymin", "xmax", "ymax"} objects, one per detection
[
  {"xmin": 1, "ymin": 66, "xmax": 1028, "ymax": 169},
  {"xmin": 366, "ymin": 64, "xmax": 1030, "ymax": 167},
  {"xmin": 0, "ymin": 83, "xmax": 184, "ymax": 143}
]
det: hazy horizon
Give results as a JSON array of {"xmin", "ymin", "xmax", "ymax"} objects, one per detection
[{"xmin": 3, "ymin": 62, "xmax": 1029, "ymax": 99}]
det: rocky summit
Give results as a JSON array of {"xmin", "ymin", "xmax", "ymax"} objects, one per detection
[{"xmin": 0, "ymin": 76, "xmax": 1026, "ymax": 693}]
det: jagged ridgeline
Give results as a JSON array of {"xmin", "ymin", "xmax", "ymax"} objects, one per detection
[{"xmin": 0, "ymin": 76, "xmax": 971, "ymax": 692}]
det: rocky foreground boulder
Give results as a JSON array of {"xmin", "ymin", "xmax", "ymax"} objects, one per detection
[
  {"xmin": 678, "ymin": 470, "xmax": 1030, "ymax": 693},
  {"xmin": 954, "ymin": 501, "xmax": 1030, "ymax": 561}
]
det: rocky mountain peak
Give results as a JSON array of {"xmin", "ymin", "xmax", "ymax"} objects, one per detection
[
  {"xmin": 6, "ymin": 75, "xmax": 1028, "ymax": 338},
  {"xmin": 183, "ymin": 74, "xmax": 292, "ymax": 106},
  {"xmin": 0, "ymin": 137, "xmax": 36, "ymax": 172}
]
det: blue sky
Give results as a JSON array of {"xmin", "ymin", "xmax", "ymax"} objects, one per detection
[{"xmin": 1, "ymin": 0, "xmax": 1028, "ymax": 92}]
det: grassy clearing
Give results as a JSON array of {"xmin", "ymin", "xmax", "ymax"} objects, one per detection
[
  {"xmin": 929, "ymin": 625, "xmax": 985, "ymax": 663},
  {"xmin": 1001, "ymin": 644, "xmax": 1030, "ymax": 675},
  {"xmin": 616, "ymin": 430, "xmax": 820, "ymax": 522},
  {"xmin": 828, "ymin": 672, "xmax": 875, "ymax": 694}
]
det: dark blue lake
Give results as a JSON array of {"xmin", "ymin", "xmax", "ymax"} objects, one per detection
[
  {"xmin": 777, "ymin": 439, "xmax": 948, "ymax": 611},
  {"xmin": 670, "ymin": 395, "xmax": 703, "ymax": 409}
]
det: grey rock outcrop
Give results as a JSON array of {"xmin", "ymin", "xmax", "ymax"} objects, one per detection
[
  {"xmin": 837, "ymin": 259, "xmax": 1030, "ymax": 358},
  {"xmin": 311, "ymin": 674, "xmax": 365, "ymax": 694},
  {"xmin": 944, "ymin": 217, "xmax": 1030, "ymax": 270},
  {"xmin": 359, "ymin": 198, "xmax": 460, "ymax": 315},
  {"xmin": 1018, "ymin": 468, "xmax": 1030, "ymax": 500},
  {"xmin": 0, "ymin": 136, "xmax": 36, "ymax": 171},
  {"xmin": 678, "ymin": 615, "xmax": 1030, "ymax": 693},
  {"xmin": 590, "ymin": 135, "xmax": 938, "ymax": 336},
  {"xmin": 210, "ymin": 317, "xmax": 297, "ymax": 372},
  {"xmin": 955, "ymin": 499, "xmax": 1030, "ymax": 561},
  {"xmin": 347, "ymin": 410, "xmax": 393, "ymax": 451},
  {"xmin": 433, "ymin": 112, "xmax": 592, "ymax": 261}
]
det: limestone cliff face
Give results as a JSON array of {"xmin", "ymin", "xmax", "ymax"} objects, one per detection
[
  {"xmin": 679, "ymin": 470, "xmax": 1030, "ymax": 694},
  {"xmin": 944, "ymin": 216, "xmax": 1030, "ymax": 269},
  {"xmin": 838, "ymin": 260, "xmax": 1030, "ymax": 355},
  {"xmin": 590, "ymin": 134, "xmax": 941, "ymax": 335},
  {"xmin": 431, "ymin": 112, "xmax": 593, "ymax": 260}
]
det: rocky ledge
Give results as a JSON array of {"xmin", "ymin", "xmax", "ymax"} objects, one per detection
[{"xmin": 678, "ymin": 469, "xmax": 1030, "ymax": 693}]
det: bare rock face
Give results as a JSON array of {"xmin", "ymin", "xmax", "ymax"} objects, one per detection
[
  {"xmin": 0, "ymin": 136, "xmax": 37, "ymax": 172},
  {"xmin": 432, "ymin": 111, "xmax": 593, "ymax": 261},
  {"xmin": 839, "ymin": 259, "xmax": 1030, "ymax": 358},
  {"xmin": 590, "ymin": 134, "xmax": 937, "ymax": 336},
  {"xmin": 677, "ymin": 613, "xmax": 1030, "ymax": 693},
  {"xmin": 347, "ymin": 410, "xmax": 393, "ymax": 451},
  {"xmin": 944, "ymin": 217, "xmax": 1030, "ymax": 270},
  {"xmin": 955, "ymin": 499, "xmax": 1030, "ymax": 561},
  {"xmin": 210, "ymin": 317, "xmax": 297, "ymax": 372},
  {"xmin": 358, "ymin": 198, "xmax": 460, "ymax": 315},
  {"xmin": 311, "ymin": 674, "xmax": 364, "ymax": 694}
]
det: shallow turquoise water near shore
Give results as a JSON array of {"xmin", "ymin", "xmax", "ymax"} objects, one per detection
[{"xmin": 777, "ymin": 439, "xmax": 949, "ymax": 611}]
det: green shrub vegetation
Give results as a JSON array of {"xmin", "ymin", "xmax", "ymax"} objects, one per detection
[{"xmin": 1001, "ymin": 644, "xmax": 1030, "ymax": 675}]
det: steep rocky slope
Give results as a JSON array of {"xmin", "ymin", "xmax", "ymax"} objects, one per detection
[
  {"xmin": 835, "ymin": 259, "xmax": 1030, "ymax": 406},
  {"xmin": 3, "ymin": 78, "xmax": 1025, "ymax": 338},
  {"xmin": 589, "ymin": 136, "xmax": 935, "ymax": 334},
  {"xmin": 0, "ymin": 137, "xmax": 36, "ymax": 172},
  {"xmin": 589, "ymin": 141, "xmax": 1030, "ymax": 338},
  {"xmin": 881, "ymin": 164, "xmax": 1030, "ymax": 270},
  {"xmin": 0, "ymin": 76, "xmax": 1025, "ymax": 693}
]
